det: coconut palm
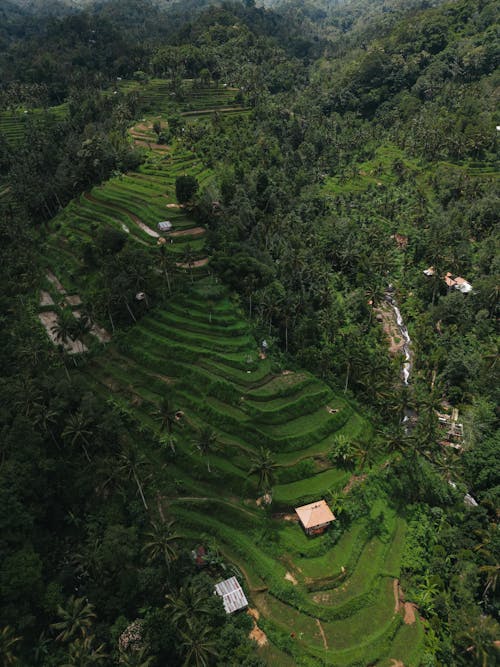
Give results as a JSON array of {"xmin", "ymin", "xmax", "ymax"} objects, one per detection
[
  {"xmin": 0, "ymin": 626, "xmax": 21, "ymax": 665},
  {"xmin": 165, "ymin": 581, "xmax": 214, "ymax": 633},
  {"xmin": 118, "ymin": 445, "xmax": 150, "ymax": 510},
  {"xmin": 51, "ymin": 596, "xmax": 96, "ymax": 643},
  {"xmin": 61, "ymin": 635, "xmax": 107, "ymax": 666},
  {"xmin": 62, "ymin": 411, "xmax": 93, "ymax": 462},
  {"xmin": 182, "ymin": 244, "xmax": 196, "ymax": 283},
  {"xmin": 51, "ymin": 310, "xmax": 76, "ymax": 348},
  {"xmin": 248, "ymin": 446, "xmax": 279, "ymax": 493},
  {"xmin": 458, "ymin": 614, "xmax": 499, "ymax": 667},
  {"xmin": 118, "ymin": 646, "xmax": 154, "ymax": 667},
  {"xmin": 193, "ymin": 426, "xmax": 218, "ymax": 473},
  {"xmin": 180, "ymin": 623, "xmax": 218, "ymax": 667},
  {"xmin": 142, "ymin": 519, "xmax": 179, "ymax": 569},
  {"xmin": 155, "ymin": 396, "xmax": 178, "ymax": 452}
]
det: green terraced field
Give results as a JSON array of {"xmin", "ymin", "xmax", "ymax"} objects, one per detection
[
  {"xmin": 0, "ymin": 103, "xmax": 68, "ymax": 145},
  {"xmin": 36, "ymin": 84, "xmax": 424, "ymax": 667}
]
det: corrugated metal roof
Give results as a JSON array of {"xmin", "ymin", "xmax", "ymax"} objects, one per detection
[{"xmin": 214, "ymin": 576, "xmax": 248, "ymax": 614}]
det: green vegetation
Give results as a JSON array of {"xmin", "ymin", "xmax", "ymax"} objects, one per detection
[{"xmin": 0, "ymin": 0, "xmax": 498, "ymax": 665}]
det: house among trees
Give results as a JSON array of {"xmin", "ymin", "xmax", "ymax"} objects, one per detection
[
  {"xmin": 157, "ymin": 220, "xmax": 173, "ymax": 232},
  {"xmin": 214, "ymin": 576, "xmax": 248, "ymax": 614},
  {"xmin": 295, "ymin": 500, "xmax": 335, "ymax": 536},
  {"xmin": 423, "ymin": 267, "xmax": 472, "ymax": 293}
]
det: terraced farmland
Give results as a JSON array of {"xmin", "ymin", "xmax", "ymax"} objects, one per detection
[
  {"xmin": 71, "ymin": 278, "xmax": 421, "ymax": 666},
  {"xmin": 119, "ymin": 77, "xmax": 247, "ymax": 120},
  {"xmin": 44, "ymin": 143, "xmax": 211, "ymax": 294},
  {"xmin": 0, "ymin": 103, "xmax": 68, "ymax": 145},
  {"xmin": 37, "ymin": 86, "xmax": 424, "ymax": 666}
]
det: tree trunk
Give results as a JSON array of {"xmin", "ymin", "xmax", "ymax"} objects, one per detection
[
  {"xmin": 344, "ymin": 361, "xmax": 350, "ymax": 393},
  {"xmin": 133, "ymin": 468, "xmax": 148, "ymax": 510}
]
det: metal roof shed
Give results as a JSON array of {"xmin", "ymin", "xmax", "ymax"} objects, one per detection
[
  {"xmin": 214, "ymin": 576, "xmax": 248, "ymax": 614},
  {"xmin": 157, "ymin": 221, "xmax": 173, "ymax": 232}
]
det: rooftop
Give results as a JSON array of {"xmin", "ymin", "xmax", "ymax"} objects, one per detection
[
  {"xmin": 214, "ymin": 576, "xmax": 248, "ymax": 614},
  {"xmin": 295, "ymin": 500, "xmax": 335, "ymax": 529}
]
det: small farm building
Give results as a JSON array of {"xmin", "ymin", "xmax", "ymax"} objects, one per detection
[
  {"xmin": 214, "ymin": 576, "xmax": 248, "ymax": 614},
  {"xmin": 295, "ymin": 500, "xmax": 335, "ymax": 536},
  {"xmin": 157, "ymin": 221, "xmax": 173, "ymax": 232}
]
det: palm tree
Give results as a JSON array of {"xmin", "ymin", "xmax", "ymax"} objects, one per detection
[
  {"xmin": 118, "ymin": 445, "xmax": 150, "ymax": 510},
  {"xmin": 0, "ymin": 626, "xmax": 21, "ymax": 665},
  {"xmin": 193, "ymin": 426, "xmax": 218, "ymax": 473},
  {"xmin": 155, "ymin": 397, "xmax": 178, "ymax": 452},
  {"xmin": 51, "ymin": 596, "xmax": 96, "ymax": 643},
  {"xmin": 61, "ymin": 635, "xmax": 107, "ymax": 666},
  {"xmin": 165, "ymin": 581, "xmax": 214, "ymax": 633},
  {"xmin": 33, "ymin": 403, "xmax": 59, "ymax": 447},
  {"xmin": 182, "ymin": 244, "xmax": 195, "ymax": 283},
  {"xmin": 158, "ymin": 240, "xmax": 174, "ymax": 295},
  {"xmin": 142, "ymin": 520, "xmax": 179, "ymax": 569},
  {"xmin": 180, "ymin": 623, "xmax": 218, "ymax": 667},
  {"xmin": 248, "ymin": 446, "xmax": 279, "ymax": 493},
  {"xmin": 62, "ymin": 411, "xmax": 93, "ymax": 462},
  {"xmin": 51, "ymin": 310, "xmax": 76, "ymax": 348},
  {"xmin": 74, "ymin": 312, "xmax": 91, "ymax": 352},
  {"xmin": 118, "ymin": 646, "xmax": 154, "ymax": 667},
  {"xmin": 458, "ymin": 614, "xmax": 498, "ymax": 667}
]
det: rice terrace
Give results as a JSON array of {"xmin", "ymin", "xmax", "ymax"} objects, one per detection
[
  {"xmin": 1, "ymin": 1, "xmax": 498, "ymax": 666},
  {"xmin": 32, "ymin": 78, "xmax": 425, "ymax": 667}
]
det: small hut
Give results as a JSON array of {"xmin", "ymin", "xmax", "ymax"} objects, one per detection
[
  {"xmin": 295, "ymin": 500, "xmax": 335, "ymax": 536},
  {"xmin": 157, "ymin": 221, "xmax": 173, "ymax": 232},
  {"xmin": 214, "ymin": 576, "xmax": 248, "ymax": 614}
]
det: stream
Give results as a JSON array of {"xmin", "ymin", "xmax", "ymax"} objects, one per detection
[{"xmin": 384, "ymin": 285, "xmax": 412, "ymax": 385}]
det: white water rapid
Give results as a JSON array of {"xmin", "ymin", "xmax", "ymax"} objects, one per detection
[{"xmin": 384, "ymin": 285, "xmax": 412, "ymax": 385}]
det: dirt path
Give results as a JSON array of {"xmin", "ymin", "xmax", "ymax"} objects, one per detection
[
  {"xmin": 316, "ymin": 619, "xmax": 328, "ymax": 650},
  {"xmin": 169, "ymin": 226, "xmax": 205, "ymax": 238},
  {"xmin": 181, "ymin": 106, "xmax": 245, "ymax": 116},
  {"xmin": 393, "ymin": 579, "xmax": 400, "ymax": 613},
  {"xmin": 175, "ymin": 257, "xmax": 209, "ymax": 269},
  {"xmin": 46, "ymin": 270, "xmax": 66, "ymax": 294},
  {"xmin": 84, "ymin": 192, "xmax": 159, "ymax": 238}
]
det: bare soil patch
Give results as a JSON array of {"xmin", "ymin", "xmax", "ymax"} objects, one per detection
[
  {"xmin": 169, "ymin": 226, "xmax": 205, "ymax": 238},
  {"xmin": 247, "ymin": 608, "xmax": 268, "ymax": 647},
  {"xmin": 403, "ymin": 602, "xmax": 417, "ymax": 624},
  {"xmin": 343, "ymin": 474, "xmax": 367, "ymax": 495},
  {"xmin": 175, "ymin": 257, "xmax": 209, "ymax": 269},
  {"xmin": 65, "ymin": 294, "xmax": 82, "ymax": 307},
  {"xmin": 39, "ymin": 290, "xmax": 54, "ymax": 306},
  {"xmin": 46, "ymin": 270, "xmax": 66, "ymax": 294},
  {"xmin": 166, "ymin": 202, "xmax": 182, "ymax": 208},
  {"xmin": 393, "ymin": 579, "xmax": 400, "ymax": 613},
  {"xmin": 285, "ymin": 571, "xmax": 298, "ymax": 585}
]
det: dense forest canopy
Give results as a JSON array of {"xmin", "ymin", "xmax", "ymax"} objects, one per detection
[{"xmin": 0, "ymin": 0, "xmax": 498, "ymax": 665}]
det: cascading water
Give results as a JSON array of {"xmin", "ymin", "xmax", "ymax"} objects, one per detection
[{"xmin": 384, "ymin": 285, "xmax": 412, "ymax": 385}]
